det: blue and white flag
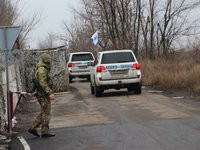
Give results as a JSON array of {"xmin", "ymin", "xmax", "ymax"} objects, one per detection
[{"xmin": 91, "ymin": 31, "xmax": 99, "ymax": 45}]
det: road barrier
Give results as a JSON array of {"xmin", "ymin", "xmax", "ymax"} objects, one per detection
[{"xmin": 9, "ymin": 91, "xmax": 32, "ymax": 130}]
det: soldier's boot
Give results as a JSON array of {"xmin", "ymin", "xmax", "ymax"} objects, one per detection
[
  {"xmin": 28, "ymin": 128, "xmax": 40, "ymax": 137},
  {"xmin": 41, "ymin": 133, "xmax": 55, "ymax": 138}
]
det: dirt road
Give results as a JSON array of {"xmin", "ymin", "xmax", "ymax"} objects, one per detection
[{"xmin": 12, "ymin": 79, "xmax": 200, "ymax": 150}]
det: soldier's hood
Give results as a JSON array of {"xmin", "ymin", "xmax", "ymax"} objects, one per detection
[
  {"xmin": 36, "ymin": 60, "xmax": 51, "ymax": 71},
  {"xmin": 40, "ymin": 53, "xmax": 51, "ymax": 64},
  {"xmin": 37, "ymin": 53, "xmax": 51, "ymax": 70}
]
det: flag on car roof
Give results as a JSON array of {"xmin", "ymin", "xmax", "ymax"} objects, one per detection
[{"xmin": 91, "ymin": 31, "xmax": 99, "ymax": 45}]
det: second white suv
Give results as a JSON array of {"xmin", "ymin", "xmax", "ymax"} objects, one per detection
[
  {"xmin": 90, "ymin": 50, "xmax": 141, "ymax": 97},
  {"xmin": 67, "ymin": 52, "xmax": 95, "ymax": 83}
]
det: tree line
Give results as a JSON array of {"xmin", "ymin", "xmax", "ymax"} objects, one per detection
[
  {"xmin": 0, "ymin": 0, "xmax": 40, "ymax": 48},
  {"xmin": 63, "ymin": 0, "xmax": 200, "ymax": 58}
]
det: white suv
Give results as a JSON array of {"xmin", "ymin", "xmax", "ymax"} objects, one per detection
[
  {"xmin": 67, "ymin": 52, "xmax": 95, "ymax": 83},
  {"xmin": 90, "ymin": 50, "xmax": 141, "ymax": 97}
]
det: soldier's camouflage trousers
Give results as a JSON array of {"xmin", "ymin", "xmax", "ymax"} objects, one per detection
[{"xmin": 31, "ymin": 97, "xmax": 51, "ymax": 134}]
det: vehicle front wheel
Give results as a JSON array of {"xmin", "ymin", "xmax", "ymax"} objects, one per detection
[
  {"xmin": 90, "ymin": 82, "xmax": 94, "ymax": 95},
  {"xmin": 94, "ymin": 85, "xmax": 103, "ymax": 97}
]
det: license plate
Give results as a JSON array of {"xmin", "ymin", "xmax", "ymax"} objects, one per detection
[
  {"xmin": 78, "ymin": 66, "xmax": 87, "ymax": 69},
  {"xmin": 110, "ymin": 70, "xmax": 128, "ymax": 75}
]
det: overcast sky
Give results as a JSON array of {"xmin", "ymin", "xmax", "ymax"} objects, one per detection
[
  {"xmin": 17, "ymin": 0, "xmax": 82, "ymax": 48},
  {"xmin": 16, "ymin": 0, "xmax": 200, "ymax": 49}
]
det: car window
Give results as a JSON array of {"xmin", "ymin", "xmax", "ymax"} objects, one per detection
[
  {"xmin": 101, "ymin": 52, "xmax": 135, "ymax": 64},
  {"xmin": 72, "ymin": 54, "xmax": 94, "ymax": 61}
]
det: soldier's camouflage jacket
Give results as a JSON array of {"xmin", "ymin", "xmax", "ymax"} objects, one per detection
[{"xmin": 35, "ymin": 54, "xmax": 53, "ymax": 97}]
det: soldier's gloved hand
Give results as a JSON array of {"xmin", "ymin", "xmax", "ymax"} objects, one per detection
[{"xmin": 49, "ymin": 94, "xmax": 55, "ymax": 100}]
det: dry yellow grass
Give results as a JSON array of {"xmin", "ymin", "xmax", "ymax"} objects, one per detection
[{"xmin": 140, "ymin": 50, "xmax": 200, "ymax": 94}]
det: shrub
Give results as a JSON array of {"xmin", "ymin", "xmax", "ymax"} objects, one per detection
[{"xmin": 140, "ymin": 50, "xmax": 200, "ymax": 93}]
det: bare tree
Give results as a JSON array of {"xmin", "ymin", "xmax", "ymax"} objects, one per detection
[
  {"xmin": 157, "ymin": 0, "xmax": 200, "ymax": 55},
  {"xmin": 65, "ymin": 0, "xmax": 137, "ymax": 51},
  {"xmin": 38, "ymin": 33, "xmax": 61, "ymax": 49},
  {"xmin": 18, "ymin": 13, "xmax": 41, "ymax": 47},
  {"xmin": 63, "ymin": 0, "xmax": 200, "ymax": 58},
  {"xmin": 62, "ymin": 13, "xmax": 95, "ymax": 52},
  {"xmin": 0, "ymin": 0, "xmax": 18, "ymax": 25},
  {"xmin": 0, "ymin": 0, "xmax": 40, "ymax": 48},
  {"xmin": 148, "ymin": 0, "xmax": 156, "ymax": 58},
  {"xmin": 134, "ymin": 0, "xmax": 142, "ymax": 56}
]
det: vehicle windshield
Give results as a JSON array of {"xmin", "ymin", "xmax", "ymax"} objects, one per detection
[
  {"xmin": 72, "ymin": 53, "xmax": 94, "ymax": 61},
  {"xmin": 101, "ymin": 52, "xmax": 135, "ymax": 64}
]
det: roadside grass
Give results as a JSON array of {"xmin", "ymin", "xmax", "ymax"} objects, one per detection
[{"xmin": 140, "ymin": 50, "xmax": 200, "ymax": 94}]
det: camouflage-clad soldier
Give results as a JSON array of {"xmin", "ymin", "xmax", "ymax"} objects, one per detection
[{"xmin": 28, "ymin": 53, "xmax": 56, "ymax": 138}]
